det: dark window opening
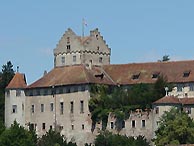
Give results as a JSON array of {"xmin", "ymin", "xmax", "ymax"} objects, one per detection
[
  {"xmin": 70, "ymin": 101, "xmax": 74, "ymax": 114},
  {"xmin": 110, "ymin": 122, "xmax": 114, "ymax": 129},
  {"xmin": 80, "ymin": 100, "xmax": 84, "ymax": 113},
  {"xmin": 42, "ymin": 123, "xmax": 46, "ymax": 130},
  {"xmin": 142, "ymin": 120, "xmax": 146, "ymax": 128},
  {"xmin": 67, "ymin": 45, "xmax": 71, "ymax": 52},
  {"xmin": 132, "ymin": 73, "xmax": 140, "ymax": 80},
  {"xmin": 82, "ymin": 124, "xmax": 84, "ymax": 130},
  {"xmin": 132, "ymin": 120, "xmax": 136, "ymax": 128},
  {"xmin": 60, "ymin": 102, "xmax": 64, "ymax": 115},
  {"xmin": 183, "ymin": 71, "xmax": 190, "ymax": 77},
  {"xmin": 152, "ymin": 72, "xmax": 160, "ymax": 79}
]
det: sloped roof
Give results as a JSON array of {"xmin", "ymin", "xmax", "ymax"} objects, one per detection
[
  {"xmin": 6, "ymin": 73, "xmax": 27, "ymax": 89},
  {"xmin": 102, "ymin": 60, "xmax": 194, "ymax": 85},
  {"xmin": 153, "ymin": 96, "xmax": 181, "ymax": 105},
  {"xmin": 27, "ymin": 65, "xmax": 115, "ymax": 89},
  {"xmin": 153, "ymin": 96, "xmax": 194, "ymax": 105}
]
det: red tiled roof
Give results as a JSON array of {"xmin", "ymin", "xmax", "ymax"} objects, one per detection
[
  {"xmin": 153, "ymin": 96, "xmax": 181, "ymax": 104},
  {"xmin": 6, "ymin": 73, "xmax": 27, "ymax": 89},
  {"xmin": 153, "ymin": 96, "xmax": 194, "ymax": 105},
  {"xmin": 103, "ymin": 60, "xmax": 194, "ymax": 85},
  {"xmin": 27, "ymin": 65, "xmax": 115, "ymax": 88}
]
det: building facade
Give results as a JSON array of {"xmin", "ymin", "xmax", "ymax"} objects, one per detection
[{"xmin": 5, "ymin": 28, "xmax": 194, "ymax": 146}]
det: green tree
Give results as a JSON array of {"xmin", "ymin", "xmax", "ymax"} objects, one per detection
[
  {"xmin": 37, "ymin": 129, "xmax": 77, "ymax": 146},
  {"xmin": 0, "ymin": 61, "xmax": 15, "ymax": 122},
  {"xmin": 94, "ymin": 131, "xmax": 150, "ymax": 146},
  {"xmin": 0, "ymin": 121, "xmax": 37, "ymax": 146},
  {"xmin": 153, "ymin": 108, "xmax": 194, "ymax": 146},
  {"xmin": 162, "ymin": 55, "xmax": 170, "ymax": 62}
]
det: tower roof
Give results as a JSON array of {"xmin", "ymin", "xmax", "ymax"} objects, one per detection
[{"xmin": 6, "ymin": 73, "xmax": 27, "ymax": 89}]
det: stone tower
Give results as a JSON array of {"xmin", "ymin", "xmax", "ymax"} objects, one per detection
[
  {"xmin": 53, "ymin": 28, "xmax": 111, "ymax": 67},
  {"xmin": 5, "ymin": 72, "xmax": 27, "ymax": 127}
]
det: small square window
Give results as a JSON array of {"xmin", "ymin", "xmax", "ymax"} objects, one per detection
[
  {"xmin": 16, "ymin": 90, "xmax": 21, "ymax": 96},
  {"xmin": 183, "ymin": 71, "xmax": 190, "ymax": 77},
  {"xmin": 132, "ymin": 73, "xmax": 140, "ymax": 80}
]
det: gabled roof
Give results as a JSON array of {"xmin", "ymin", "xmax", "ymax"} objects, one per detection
[
  {"xmin": 102, "ymin": 60, "xmax": 194, "ymax": 85},
  {"xmin": 27, "ymin": 65, "xmax": 115, "ymax": 89},
  {"xmin": 6, "ymin": 73, "xmax": 27, "ymax": 89}
]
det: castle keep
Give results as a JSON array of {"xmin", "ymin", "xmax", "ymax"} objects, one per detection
[{"xmin": 5, "ymin": 28, "xmax": 194, "ymax": 146}]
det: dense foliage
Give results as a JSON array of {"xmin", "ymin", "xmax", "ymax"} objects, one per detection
[
  {"xmin": 153, "ymin": 108, "xmax": 194, "ymax": 146},
  {"xmin": 37, "ymin": 129, "xmax": 77, "ymax": 146},
  {"xmin": 0, "ymin": 121, "xmax": 37, "ymax": 146},
  {"xmin": 94, "ymin": 131, "xmax": 150, "ymax": 146},
  {"xmin": 0, "ymin": 61, "xmax": 15, "ymax": 122},
  {"xmin": 89, "ymin": 75, "xmax": 170, "ymax": 131}
]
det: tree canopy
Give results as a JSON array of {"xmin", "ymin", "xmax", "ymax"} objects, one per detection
[
  {"xmin": 0, "ymin": 61, "xmax": 15, "ymax": 122},
  {"xmin": 37, "ymin": 129, "xmax": 77, "ymax": 146},
  {"xmin": 0, "ymin": 121, "xmax": 37, "ymax": 146},
  {"xmin": 153, "ymin": 108, "xmax": 194, "ymax": 146},
  {"xmin": 94, "ymin": 131, "xmax": 150, "ymax": 146},
  {"xmin": 89, "ymin": 75, "xmax": 170, "ymax": 131}
]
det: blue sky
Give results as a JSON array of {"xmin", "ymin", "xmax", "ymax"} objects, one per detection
[{"xmin": 1, "ymin": 1, "xmax": 194, "ymax": 84}]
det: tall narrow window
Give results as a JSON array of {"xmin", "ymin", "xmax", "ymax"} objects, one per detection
[
  {"xmin": 142, "ymin": 120, "xmax": 146, "ymax": 128},
  {"xmin": 61, "ymin": 56, "xmax": 65, "ymax": 64},
  {"xmin": 41, "ymin": 104, "xmax": 44, "ymax": 112},
  {"xmin": 16, "ymin": 89, "xmax": 21, "ymax": 96},
  {"xmin": 31, "ymin": 105, "xmax": 35, "ymax": 113},
  {"xmin": 155, "ymin": 107, "xmax": 159, "ymax": 114},
  {"xmin": 50, "ymin": 103, "xmax": 54, "ymax": 112},
  {"xmin": 70, "ymin": 101, "xmax": 74, "ymax": 114},
  {"xmin": 73, "ymin": 56, "xmax": 76, "ymax": 62},
  {"xmin": 7, "ymin": 90, "xmax": 10, "ymax": 97},
  {"xmin": 71, "ymin": 124, "xmax": 74, "ymax": 130},
  {"xmin": 99, "ymin": 57, "xmax": 103, "ymax": 63},
  {"xmin": 132, "ymin": 120, "xmax": 136, "ymax": 128},
  {"xmin": 12, "ymin": 105, "xmax": 17, "ymax": 113},
  {"xmin": 110, "ymin": 122, "xmax": 114, "ymax": 129},
  {"xmin": 67, "ymin": 45, "xmax": 71, "ymax": 52},
  {"xmin": 80, "ymin": 100, "xmax": 84, "ymax": 113},
  {"xmin": 60, "ymin": 102, "xmax": 64, "ymax": 115},
  {"xmin": 82, "ymin": 124, "xmax": 85, "ymax": 130},
  {"xmin": 42, "ymin": 123, "xmax": 46, "ymax": 130}
]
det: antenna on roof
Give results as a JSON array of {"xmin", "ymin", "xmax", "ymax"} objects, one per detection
[
  {"xmin": 17, "ymin": 66, "xmax": 19, "ymax": 72},
  {"xmin": 82, "ymin": 18, "xmax": 87, "ymax": 38}
]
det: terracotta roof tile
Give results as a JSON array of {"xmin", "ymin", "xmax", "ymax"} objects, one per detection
[
  {"xmin": 103, "ymin": 60, "xmax": 194, "ymax": 85},
  {"xmin": 153, "ymin": 96, "xmax": 194, "ymax": 105},
  {"xmin": 27, "ymin": 65, "xmax": 114, "ymax": 89},
  {"xmin": 153, "ymin": 96, "xmax": 181, "ymax": 104},
  {"xmin": 6, "ymin": 73, "xmax": 27, "ymax": 89}
]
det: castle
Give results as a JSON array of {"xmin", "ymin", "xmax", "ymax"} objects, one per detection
[{"xmin": 5, "ymin": 28, "xmax": 194, "ymax": 146}]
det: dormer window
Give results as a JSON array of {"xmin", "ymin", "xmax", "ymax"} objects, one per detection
[
  {"xmin": 152, "ymin": 72, "xmax": 160, "ymax": 79},
  {"xmin": 132, "ymin": 73, "xmax": 140, "ymax": 80},
  {"xmin": 183, "ymin": 70, "xmax": 190, "ymax": 77}
]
